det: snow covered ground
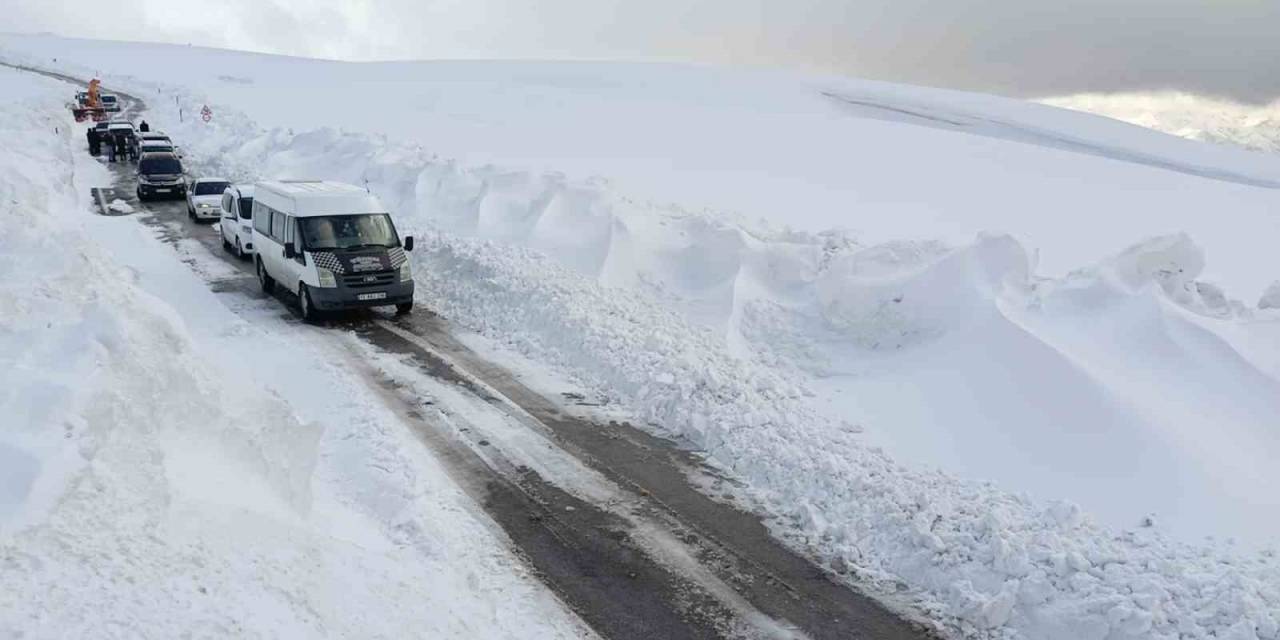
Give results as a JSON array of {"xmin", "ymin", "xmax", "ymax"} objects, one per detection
[
  {"xmin": 3, "ymin": 33, "xmax": 1280, "ymax": 639},
  {"xmin": 0, "ymin": 63, "xmax": 591, "ymax": 639}
]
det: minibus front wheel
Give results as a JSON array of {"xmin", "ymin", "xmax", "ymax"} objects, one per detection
[{"xmin": 298, "ymin": 283, "xmax": 321, "ymax": 323}]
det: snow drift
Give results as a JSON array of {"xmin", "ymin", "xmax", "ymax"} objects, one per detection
[{"xmin": 3, "ymin": 35, "xmax": 1279, "ymax": 639}]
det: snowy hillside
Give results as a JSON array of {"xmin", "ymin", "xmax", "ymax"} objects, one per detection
[
  {"xmin": 1043, "ymin": 92, "xmax": 1280, "ymax": 154},
  {"xmin": 3, "ymin": 33, "xmax": 1280, "ymax": 640}
]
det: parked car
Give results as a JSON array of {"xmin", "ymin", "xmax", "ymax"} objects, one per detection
[
  {"xmin": 137, "ymin": 131, "xmax": 171, "ymax": 144},
  {"xmin": 100, "ymin": 94, "xmax": 121, "ymax": 112},
  {"xmin": 135, "ymin": 152, "xmax": 186, "ymax": 201},
  {"xmin": 187, "ymin": 177, "xmax": 231, "ymax": 222},
  {"xmin": 219, "ymin": 184, "xmax": 256, "ymax": 258},
  {"xmin": 138, "ymin": 139, "xmax": 182, "ymax": 159},
  {"xmin": 252, "ymin": 180, "xmax": 415, "ymax": 320}
]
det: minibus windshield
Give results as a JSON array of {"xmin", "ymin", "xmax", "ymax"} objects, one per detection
[{"xmin": 300, "ymin": 214, "xmax": 399, "ymax": 251}]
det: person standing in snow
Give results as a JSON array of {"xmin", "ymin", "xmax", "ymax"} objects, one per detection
[
  {"xmin": 138, "ymin": 120, "xmax": 150, "ymax": 132},
  {"xmin": 112, "ymin": 133, "xmax": 126, "ymax": 163},
  {"xmin": 106, "ymin": 133, "xmax": 117, "ymax": 162}
]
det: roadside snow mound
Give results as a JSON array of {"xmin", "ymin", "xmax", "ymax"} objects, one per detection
[
  {"xmin": 0, "ymin": 72, "xmax": 321, "ymax": 634},
  {"xmin": 814, "ymin": 234, "xmax": 1028, "ymax": 351},
  {"xmin": 1261, "ymin": 282, "xmax": 1280, "ymax": 310},
  {"xmin": 0, "ymin": 67, "xmax": 587, "ymax": 639},
  {"xmin": 163, "ymin": 81, "xmax": 1280, "ymax": 640},
  {"xmin": 412, "ymin": 233, "xmax": 1280, "ymax": 640},
  {"xmin": 24, "ymin": 54, "xmax": 1280, "ymax": 639}
]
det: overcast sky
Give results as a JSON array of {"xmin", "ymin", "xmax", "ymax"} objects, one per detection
[{"xmin": 10, "ymin": 0, "xmax": 1280, "ymax": 103}]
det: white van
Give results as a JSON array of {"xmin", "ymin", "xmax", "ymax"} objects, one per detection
[
  {"xmin": 219, "ymin": 184, "xmax": 255, "ymax": 259},
  {"xmin": 252, "ymin": 180, "xmax": 415, "ymax": 320}
]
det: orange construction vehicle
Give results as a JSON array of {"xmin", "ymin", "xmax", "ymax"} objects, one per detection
[{"xmin": 72, "ymin": 79, "xmax": 107, "ymax": 122}]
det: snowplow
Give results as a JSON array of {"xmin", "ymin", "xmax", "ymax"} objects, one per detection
[{"xmin": 71, "ymin": 79, "xmax": 108, "ymax": 122}]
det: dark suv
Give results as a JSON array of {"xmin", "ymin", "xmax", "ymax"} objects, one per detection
[{"xmin": 136, "ymin": 152, "xmax": 186, "ymax": 201}]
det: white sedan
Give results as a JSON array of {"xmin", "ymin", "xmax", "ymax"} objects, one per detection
[{"xmin": 186, "ymin": 177, "xmax": 231, "ymax": 223}]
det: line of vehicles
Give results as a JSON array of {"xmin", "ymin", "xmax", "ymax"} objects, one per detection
[{"xmin": 80, "ymin": 96, "xmax": 416, "ymax": 320}]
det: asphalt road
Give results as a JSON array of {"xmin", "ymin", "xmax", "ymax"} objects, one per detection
[{"xmin": 12, "ymin": 60, "xmax": 939, "ymax": 640}]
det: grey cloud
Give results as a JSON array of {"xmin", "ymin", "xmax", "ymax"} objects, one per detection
[{"xmin": 8, "ymin": 0, "xmax": 1280, "ymax": 103}]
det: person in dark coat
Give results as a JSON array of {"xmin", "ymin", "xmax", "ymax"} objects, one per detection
[
  {"xmin": 138, "ymin": 120, "xmax": 150, "ymax": 132},
  {"xmin": 87, "ymin": 128, "xmax": 100, "ymax": 156}
]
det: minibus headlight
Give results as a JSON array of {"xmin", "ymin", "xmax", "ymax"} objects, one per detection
[
  {"xmin": 398, "ymin": 263, "xmax": 412, "ymax": 283},
  {"xmin": 316, "ymin": 268, "xmax": 337, "ymax": 288}
]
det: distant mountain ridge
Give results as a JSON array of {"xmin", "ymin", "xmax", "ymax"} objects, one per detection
[{"xmin": 1042, "ymin": 92, "xmax": 1280, "ymax": 153}]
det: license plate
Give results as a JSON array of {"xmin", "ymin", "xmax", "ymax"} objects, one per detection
[
  {"xmin": 155, "ymin": 188, "xmax": 170, "ymax": 193},
  {"xmin": 357, "ymin": 292, "xmax": 387, "ymax": 301}
]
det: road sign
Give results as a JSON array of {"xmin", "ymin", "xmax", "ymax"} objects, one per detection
[{"xmin": 200, "ymin": 104, "xmax": 212, "ymax": 122}]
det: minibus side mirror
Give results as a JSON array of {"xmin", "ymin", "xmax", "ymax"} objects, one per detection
[
  {"xmin": 403, "ymin": 236, "xmax": 414, "ymax": 252},
  {"xmin": 284, "ymin": 242, "xmax": 296, "ymax": 259}
]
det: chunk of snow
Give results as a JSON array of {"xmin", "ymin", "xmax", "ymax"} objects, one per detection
[{"xmin": 1260, "ymin": 281, "xmax": 1280, "ymax": 310}]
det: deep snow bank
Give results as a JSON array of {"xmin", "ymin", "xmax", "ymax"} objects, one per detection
[
  {"xmin": 181, "ymin": 118, "xmax": 1280, "ymax": 637},
  {"xmin": 3, "ymin": 33, "xmax": 1280, "ymax": 297},
  {"xmin": 0, "ymin": 65, "xmax": 588, "ymax": 638},
  {"xmin": 190, "ymin": 113, "xmax": 1280, "ymax": 542},
  {"xmin": 410, "ymin": 235, "xmax": 1280, "ymax": 639}
]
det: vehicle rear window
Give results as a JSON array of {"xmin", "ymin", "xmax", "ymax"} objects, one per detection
[
  {"xmin": 139, "ymin": 156, "xmax": 182, "ymax": 174},
  {"xmin": 238, "ymin": 197, "xmax": 254, "ymax": 219},
  {"xmin": 194, "ymin": 181, "xmax": 229, "ymax": 196}
]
